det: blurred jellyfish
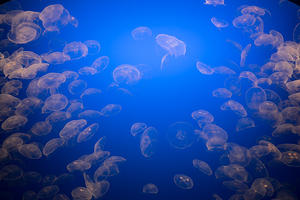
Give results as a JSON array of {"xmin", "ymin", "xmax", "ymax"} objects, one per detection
[
  {"xmin": 113, "ymin": 64, "xmax": 141, "ymax": 85},
  {"xmin": 131, "ymin": 26, "xmax": 152, "ymax": 40},
  {"xmin": 204, "ymin": 0, "xmax": 225, "ymax": 6},
  {"xmin": 211, "ymin": 17, "xmax": 229, "ymax": 29},
  {"xmin": 167, "ymin": 122, "xmax": 196, "ymax": 149},
  {"xmin": 155, "ymin": 34, "xmax": 186, "ymax": 70},
  {"xmin": 173, "ymin": 174, "xmax": 194, "ymax": 189}
]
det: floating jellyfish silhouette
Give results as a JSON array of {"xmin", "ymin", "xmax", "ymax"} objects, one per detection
[
  {"xmin": 131, "ymin": 26, "xmax": 152, "ymax": 40},
  {"xmin": 196, "ymin": 61, "xmax": 214, "ymax": 75},
  {"xmin": 192, "ymin": 159, "xmax": 213, "ymax": 175},
  {"xmin": 167, "ymin": 122, "xmax": 196, "ymax": 149},
  {"xmin": 142, "ymin": 183, "xmax": 159, "ymax": 194},
  {"xmin": 155, "ymin": 34, "xmax": 186, "ymax": 70},
  {"xmin": 211, "ymin": 17, "xmax": 229, "ymax": 29},
  {"xmin": 173, "ymin": 174, "xmax": 194, "ymax": 189},
  {"xmin": 204, "ymin": 0, "xmax": 225, "ymax": 6},
  {"xmin": 84, "ymin": 40, "xmax": 101, "ymax": 55},
  {"xmin": 113, "ymin": 64, "xmax": 141, "ymax": 85},
  {"xmin": 7, "ymin": 22, "xmax": 41, "ymax": 44}
]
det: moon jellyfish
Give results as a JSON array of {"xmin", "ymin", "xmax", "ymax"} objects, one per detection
[
  {"xmin": 192, "ymin": 159, "xmax": 213, "ymax": 175},
  {"xmin": 18, "ymin": 143, "xmax": 42, "ymax": 159},
  {"xmin": 196, "ymin": 61, "xmax": 214, "ymax": 75},
  {"xmin": 84, "ymin": 40, "xmax": 101, "ymax": 55},
  {"xmin": 155, "ymin": 34, "xmax": 186, "ymax": 70},
  {"xmin": 236, "ymin": 117, "xmax": 255, "ymax": 132},
  {"xmin": 204, "ymin": 0, "xmax": 225, "ymax": 6},
  {"xmin": 221, "ymin": 100, "xmax": 247, "ymax": 117},
  {"xmin": 140, "ymin": 127, "xmax": 158, "ymax": 158},
  {"xmin": 173, "ymin": 174, "xmax": 194, "ymax": 189},
  {"xmin": 130, "ymin": 122, "xmax": 147, "ymax": 137},
  {"xmin": 42, "ymin": 94, "xmax": 68, "ymax": 113},
  {"xmin": 232, "ymin": 14, "xmax": 256, "ymax": 29},
  {"xmin": 91, "ymin": 56, "xmax": 109, "ymax": 73},
  {"xmin": 212, "ymin": 88, "xmax": 232, "ymax": 99},
  {"xmin": 131, "ymin": 26, "xmax": 152, "ymax": 40},
  {"xmin": 167, "ymin": 122, "xmax": 196, "ymax": 149},
  {"xmin": 7, "ymin": 22, "xmax": 41, "ymax": 44},
  {"xmin": 142, "ymin": 183, "xmax": 159, "ymax": 194},
  {"xmin": 63, "ymin": 41, "xmax": 88, "ymax": 60},
  {"xmin": 113, "ymin": 64, "xmax": 141, "ymax": 85},
  {"xmin": 245, "ymin": 87, "xmax": 267, "ymax": 110},
  {"xmin": 211, "ymin": 17, "xmax": 229, "ymax": 29},
  {"xmin": 240, "ymin": 6, "xmax": 270, "ymax": 16}
]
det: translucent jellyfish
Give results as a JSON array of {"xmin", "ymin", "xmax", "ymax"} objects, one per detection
[
  {"xmin": 43, "ymin": 138, "xmax": 65, "ymax": 156},
  {"xmin": 140, "ymin": 127, "xmax": 158, "ymax": 158},
  {"xmin": 59, "ymin": 119, "xmax": 87, "ymax": 140},
  {"xmin": 226, "ymin": 143, "xmax": 252, "ymax": 166},
  {"xmin": 18, "ymin": 143, "xmax": 42, "ymax": 159},
  {"xmin": 240, "ymin": 6, "xmax": 270, "ymax": 16},
  {"xmin": 3, "ymin": 61, "xmax": 22, "ymax": 78},
  {"xmin": 71, "ymin": 187, "xmax": 92, "ymax": 200},
  {"xmin": 84, "ymin": 40, "xmax": 101, "ymax": 55},
  {"xmin": 26, "ymin": 79, "xmax": 48, "ymax": 99},
  {"xmin": 1, "ymin": 80, "xmax": 22, "ymax": 96},
  {"xmin": 2, "ymin": 136, "xmax": 24, "ymax": 152},
  {"xmin": 155, "ymin": 34, "xmax": 186, "ymax": 70},
  {"xmin": 272, "ymin": 123, "xmax": 296, "ymax": 137},
  {"xmin": 7, "ymin": 22, "xmax": 41, "ymax": 44},
  {"xmin": 31, "ymin": 121, "xmax": 52, "ymax": 136},
  {"xmin": 244, "ymin": 178, "xmax": 274, "ymax": 200},
  {"xmin": 78, "ymin": 110, "xmax": 102, "ymax": 121},
  {"xmin": 67, "ymin": 159, "xmax": 91, "ymax": 172},
  {"xmin": 42, "ymin": 94, "xmax": 68, "ymax": 113},
  {"xmin": 213, "ymin": 66, "xmax": 236, "ymax": 75},
  {"xmin": 77, "ymin": 123, "xmax": 99, "ymax": 143},
  {"xmin": 113, "ymin": 64, "xmax": 141, "ymax": 85},
  {"xmin": 202, "ymin": 123, "xmax": 228, "ymax": 142},
  {"xmin": 78, "ymin": 67, "xmax": 97, "ymax": 76},
  {"xmin": 19, "ymin": 63, "xmax": 49, "ymax": 79},
  {"xmin": 83, "ymin": 173, "xmax": 110, "ymax": 199},
  {"xmin": 131, "ymin": 26, "xmax": 152, "ymax": 40},
  {"xmin": 192, "ymin": 159, "xmax": 212, "ymax": 175},
  {"xmin": 236, "ymin": 117, "xmax": 255, "ymax": 132},
  {"xmin": 274, "ymin": 61, "xmax": 293, "ymax": 77},
  {"xmin": 100, "ymin": 104, "xmax": 122, "ymax": 117},
  {"xmin": 62, "ymin": 70, "xmax": 79, "ymax": 81},
  {"xmin": 167, "ymin": 122, "xmax": 196, "ymax": 149},
  {"xmin": 130, "ymin": 122, "xmax": 147, "ymax": 136},
  {"xmin": 245, "ymin": 87, "xmax": 266, "ymax": 110},
  {"xmin": 91, "ymin": 56, "xmax": 109, "ymax": 73},
  {"xmin": 41, "ymin": 52, "xmax": 70, "ymax": 64},
  {"xmin": 281, "ymin": 151, "xmax": 300, "ymax": 167},
  {"xmin": 1, "ymin": 115, "xmax": 27, "ymax": 131},
  {"xmin": 212, "ymin": 88, "xmax": 232, "ymax": 99},
  {"xmin": 232, "ymin": 14, "xmax": 256, "ymax": 29},
  {"xmin": 258, "ymin": 101, "xmax": 278, "ymax": 114},
  {"xmin": 191, "ymin": 109, "xmax": 214, "ymax": 124},
  {"xmin": 37, "ymin": 185, "xmax": 60, "ymax": 200},
  {"xmin": 240, "ymin": 44, "xmax": 251, "ymax": 67},
  {"xmin": 173, "ymin": 174, "xmax": 194, "ymax": 189},
  {"xmin": 269, "ymin": 72, "xmax": 289, "ymax": 85},
  {"xmin": 63, "ymin": 41, "xmax": 88, "ymax": 60},
  {"xmin": 94, "ymin": 136, "xmax": 107, "ymax": 153},
  {"xmin": 211, "ymin": 17, "xmax": 229, "ymax": 29},
  {"xmin": 46, "ymin": 111, "xmax": 70, "ymax": 125},
  {"xmin": 94, "ymin": 162, "xmax": 120, "ymax": 181},
  {"xmin": 204, "ymin": 0, "xmax": 225, "ymax": 6},
  {"xmin": 281, "ymin": 106, "xmax": 300, "ymax": 123},
  {"xmin": 0, "ymin": 164, "xmax": 23, "ymax": 181},
  {"xmin": 254, "ymin": 30, "xmax": 284, "ymax": 47},
  {"xmin": 221, "ymin": 100, "xmax": 247, "ymax": 117},
  {"xmin": 239, "ymin": 71, "xmax": 257, "ymax": 84},
  {"xmin": 39, "ymin": 4, "xmax": 78, "ymax": 33},
  {"xmin": 215, "ymin": 164, "xmax": 248, "ymax": 182},
  {"xmin": 258, "ymin": 140, "xmax": 281, "ymax": 160},
  {"xmin": 196, "ymin": 61, "xmax": 214, "ymax": 75},
  {"xmin": 38, "ymin": 73, "xmax": 66, "ymax": 89},
  {"xmin": 288, "ymin": 92, "xmax": 300, "ymax": 104},
  {"xmin": 68, "ymin": 79, "xmax": 87, "ymax": 95},
  {"xmin": 142, "ymin": 183, "xmax": 158, "ymax": 194},
  {"xmin": 286, "ymin": 80, "xmax": 300, "ymax": 94}
]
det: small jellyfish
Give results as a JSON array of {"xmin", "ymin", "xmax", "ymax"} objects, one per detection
[
  {"xmin": 63, "ymin": 41, "xmax": 88, "ymax": 60},
  {"xmin": 211, "ymin": 17, "xmax": 229, "ymax": 29},
  {"xmin": 204, "ymin": 0, "xmax": 225, "ymax": 6},
  {"xmin": 236, "ymin": 117, "xmax": 255, "ymax": 132},
  {"xmin": 173, "ymin": 174, "xmax": 194, "ymax": 189},
  {"xmin": 221, "ymin": 100, "xmax": 247, "ymax": 117},
  {"xmin": 59, "ymin": 119, "xmax": 87, "ymax": 140},
  {"xmin": 131, "ymin": 26, "xmax": 152, "ymax": 40},
  {"xmin": 71, "ymin": 187, "xmax": 92, "ymax": 200},
  {"xmin": 245, "ymin": 87, "xmax": 267, "ymax": 110},
  {"xmin": 191, "ymin": 109, "xmax": 214, "ymax": 124},
  {"xmin": 84, "ymin": 40, "xmax": 101, "ymax": 55},
  {"xmin": 38, "ymin": 73, "xmax": 66, "ymax": 89},
  {"xmin": 196, "ymin": 61, "xmax": 214, "ymax": 75},
  {"xmin": 42, "ymin": 94, "xmax": 68, "ymax": 113},
  {"xmin": 167, "ymin": 122, "xmax": 196, "ymax": 149},
  {"xmin": 240, "ymin": 44, "xmax": 251, "ymax": 67},
  {"xmin": 91, "ymin": 56, "xmax": 109, "ymax": 73},
  {"xmin": 212, "ymin": 88, "xmax": 232, "ymax": 99},
  {"xmin": 7, "ymin": 22, "xmax": 41, "ymax": 44},
  {"xmin": 113, "ymin": 64, "xmax": 141, "ymax": 85},
  {"xmin": 142, "ymin": 183, "xmax": 159, "ymax": 194},
  {"xmin": 68, "ymin": 79, "xmax": 87, "ymax": 95},
  {"xmin": 140, "ymin": 127, "xmax": 158, "ymax": 158},
  {"xmin": 77, "ymin": 123, "xmax": 99, "ymax": 143},
  {"xmin": 240, "ymin": 6, "xmax": 270, "ymax": 16},
  {"xmin": 192, "ymin": 159, "xmax": 213, "ymax": 175},
  {"xmin": 100, "ymin": 104, "xmax": 122, "ymax": 117},
  {"xmin": 1, "ymin": 115, "xmax": 27, "ymax": 131},
  {"xmin": 42, "ymin": 52, "xmax": 70, "ymax": 64},
  {"xmin": 232, "ymin": 14, "xmax": 256, "ymax": 29},
  {"xmin": 130, "ymin": 122, "xmax": 147, "ymax": 136},
  {"xmin": 18, "ymin": 143, "xmax": 42, "ymax": 159},
  {"xmin": 42, "ymin": 138, "xmax": 65, "ymax": 157},
  {"xmin": 31, "ymin": 121, "xmax": 52, "ymax": 136},
  {"xmin": 155, "ymin": 34, "xmax": 186, "ymax": 70}
]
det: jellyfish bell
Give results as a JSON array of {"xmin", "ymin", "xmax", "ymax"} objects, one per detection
[{"xmin": 155, "ymin": 34, "xmax": 186, "ymax": 70}]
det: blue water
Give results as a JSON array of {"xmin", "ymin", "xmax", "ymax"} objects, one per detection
[{"xmin": 0, "ymin": 0, "xmax": 300, "ymax": 199}]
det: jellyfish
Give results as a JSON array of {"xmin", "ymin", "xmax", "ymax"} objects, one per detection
[{"xmin": 155, "ymin": 34, "xmax": 186, "ymax": 70}]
